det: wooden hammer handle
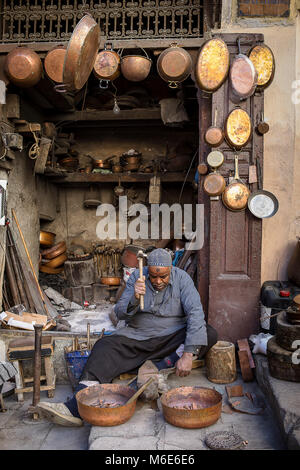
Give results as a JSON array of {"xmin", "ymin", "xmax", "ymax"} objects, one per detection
[{"xmin": 138, "ymin": 257, "xmax": 144, "ymax": 310}]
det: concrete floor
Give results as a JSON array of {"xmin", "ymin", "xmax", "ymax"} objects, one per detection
[{"xmin": 0, "ymin": 366, "xmax": 286, "ymax": 451}]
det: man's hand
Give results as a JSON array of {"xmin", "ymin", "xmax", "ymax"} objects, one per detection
[
  {"xmin": 175, "ymin": 352, "xmax": 193, "ymax": 377},
  {"xmin": 134, "ymin": 276, "xmax": 146, "ymax": 300}
]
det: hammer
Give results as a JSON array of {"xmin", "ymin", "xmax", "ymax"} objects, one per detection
[{"xmin": 137, "ymin": 250, "xmax": 147, "ymax": 310}]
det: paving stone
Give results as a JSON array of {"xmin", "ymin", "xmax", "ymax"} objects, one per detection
[
  {"xmin": 89, "ymin": 407, "xmax": 160, "ymax": 445},
  {"xmin": 89, "ymin": 436, "xmax": 159, "ymax": 450},
  {"xmin": 40, "ymin": 423, "xmax": 91, "ymax": 450},
  {"xmin": 0, "ymin": 423, "xmax": 51, "ymax": 450}
]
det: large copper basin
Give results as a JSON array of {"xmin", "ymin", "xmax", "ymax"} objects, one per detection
[
  {"xmin": 76, "ymin": 383, "xmax": 137, "ymax": 426},
  {"xmin": 161, "ymin": 386, "xmax": 222, "ymax": 429}
]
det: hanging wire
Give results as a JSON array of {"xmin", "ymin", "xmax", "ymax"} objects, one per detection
[{"xmin": 178, "ymin": 148, "xmax": 198, "ymax": 203}]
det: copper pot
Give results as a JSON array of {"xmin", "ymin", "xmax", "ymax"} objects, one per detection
[
  {"xmin": 161, "ymin": 386, "xmax": 222, "ymax": 429},
  {"xmin": 76, "ymin": 383, "xmax": 137, "ymax": 426},
  {"xmin": 44, "ymin": 45, "xmax": 66, "ymax": 83},
  {"xmin": 93, "ymin": 159, "xmax": 111, "ymax": 169},
  {"xmin": 157, "ymin": 44, "xmax": 192, "ymax": 88},
  {"xmin": 40, "ymin": 230, "xmax": 56, "ymax": 247},
  {"xmin": 121, "ymin": 49, "xmax": 152, "ymax": 82},
  {"xmin": 93, "ymin": 42, "xmax": 120, "ymax": 87},
  {"xmin": 112, "ymin": 164, "xmax": 123, "ymax": 173},
  {"xmin": 4, "ymin": 46, "xmax": 43, "ymax": 88}
]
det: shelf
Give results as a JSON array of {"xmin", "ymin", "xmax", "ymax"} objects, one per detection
[
  {"xmin": 46, "ymin": 171, "xmax": 195, "ymax": 186},
  {"xmin": 48, "ymin": 107, "xmax": 162, "ymax": 123}
]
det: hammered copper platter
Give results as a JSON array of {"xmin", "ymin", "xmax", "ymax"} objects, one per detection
[
  {"xmin": 225, "ymin": 108, "xmax": 252, "ymax": 149},
  {"xmin": 63, "ymin": 14, "xmax": 101, "ymax": 91},
  {"xmin": 195, "ymin": 38, "xmax": 230, "ymax": 92},
  {"xmin": 44, "ymin": 46, "xmax": 66, "ymax": 83},
  {"xmin": 248, "ymin": 44, "xmax": 275, "ymax": 89}
]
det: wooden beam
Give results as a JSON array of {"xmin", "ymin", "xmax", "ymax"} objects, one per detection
[{"xmin": 0, "ymin": 38, "xmax": 206, "ymax": 54}]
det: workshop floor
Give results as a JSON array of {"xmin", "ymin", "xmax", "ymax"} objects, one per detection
[{"xmin": 0, "ymin": 367, "xmax": 286, "ymax": 451}]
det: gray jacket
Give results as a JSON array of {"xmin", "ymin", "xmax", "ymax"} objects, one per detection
[{"xmin": 114, "ymin": 266, "xmax": 207, "ymax": 353}]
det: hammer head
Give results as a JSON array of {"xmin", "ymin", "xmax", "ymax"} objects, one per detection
[{"xmin": 137, "ymin": 250, "xmax": 147, "ymax": 259}]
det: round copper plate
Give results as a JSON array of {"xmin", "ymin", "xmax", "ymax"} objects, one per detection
[
  {"xmin": 225, "ymin": 108, "xmax": 252, "ymax": 149},
  {"xmin": 45, "ymin": 253, "xmax": 67, "ymax": 268},
  {"xmin": 39, "ymin": 230, "xmax": 56, "ymax": 247},
  {"xmin": 63, "ymin": 14, "xmax": 101, "ymax": 91},
  {"xmin": 196, "ymin": 38, "xmax": 230, "ymax": 92},
  {"xmin": 161, "ymin": 386, "xmax": 222, "ymax": 429},
  {"xmin": 248, "ymin": 44, "xmax": 275, "ymax": 89},
  {"xmin": 41, "ymin": 241, "xmax": 66, "ymax": 260},
  {"xmin": 4, "ymin": 47, "xmax": 42, "ymax": 88},
  {"xmin": 44, "ymin": 46, "xmax": 66, "ymax": 83}
]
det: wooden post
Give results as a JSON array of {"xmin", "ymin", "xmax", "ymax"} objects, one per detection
[{"xmin": 206, "ymin": 341, "xmax": 237, "ymax": 384}]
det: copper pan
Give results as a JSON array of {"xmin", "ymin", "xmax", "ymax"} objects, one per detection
[
  {"xmin": 4, "ymin": 46, "xmax": 42, "ymax": 88},
  {"xmin": 248, "ymin": 43, "xmax": 275, "ymax": 90},
  {"xmin": 195, "ymin": 38, "xmax": 230, "ymax": 93},
  {"xmin": 44, "ymin": 45, "xmax": 66, "ymax": 83},
  {"xmin": 224, "ymin": 108, "xmax": 252, "ymax": 150},
  {"xmin": 205, "ymin": 110, "xmax": 224, "ymax": 147},
  {"xmin": 157, "ymin": 44, "xmax": 192, "ymax": 88},
  {"xmin": 203, "ymin": 171, "xmax": 226, "ymax": 197},
  {"xmin": 161, "ymin": 386, "xmax": 222, "ymax": 429},
  {"xmin": 76, "ymin": 379, "xmax": 154, "ymax": 426},
  {"xmin": 93, "ymin": 42, "xmax": 120, "ymax": 88},
  {"xmin": 230, "ymin": 37, "xmax": 257, "ymax": 100},
  {"xmin": 63, "ymin": 14, "xmax": 101, "ymax": 92},
  {"xmin": 222, "ymin": 155, "xmax": 250, "ymax": 211}
]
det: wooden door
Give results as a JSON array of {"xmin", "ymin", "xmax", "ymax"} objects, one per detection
[{"xmin": 198, "ymin": 33, "xmax": 265, "ymax": 342}]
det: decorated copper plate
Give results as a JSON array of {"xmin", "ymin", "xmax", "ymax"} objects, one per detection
[
  {"xmin": 248, "ymin": 44, "xmax": 275, "ymax": 89},
  {"xmin": 196, "ymin": 38, "xmax": 230, "ymax": 92},
  {"xmin": 225, "ymin": 108, "xmax": 252, "ymax": 149}
]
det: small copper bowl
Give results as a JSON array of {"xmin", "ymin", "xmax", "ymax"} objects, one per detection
[
  {"xmin": 40, "ymin": 230, "xmax": 56, "ymax": 247},
  {"xmin": 100, "ymin": 276, "xmax": 121, "ymax": 286}
]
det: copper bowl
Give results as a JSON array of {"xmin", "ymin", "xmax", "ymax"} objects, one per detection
[
  {"xmin": 161, "ymin": 386, "xmax": 222, "ymax": 429},
  {"xmin": 45, "ymin": 253, "xmax": 67, "ymax": 269},
  {"xmin": 40, "ymin": 230, "xmax": 56, "ymax": 247},
  {"xmin": 100, "ymin": 276, "xmax": 121, "ymax": 286},
  {"xmin": 4, "ymin": 46, "xmax": 43, "ymax": 88},
  {"xmin": 41, "ymin": 241, "xmax": 66, "ymax": 260},
  {"xmin": 39, "ymin": 265, "xmax": 64, "ymax": 275},
  {"xmin": 76, "ymin": 383, "xmax": 137, "ymax": 426}
]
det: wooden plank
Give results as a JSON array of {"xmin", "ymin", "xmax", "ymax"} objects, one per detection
[
  {"xmin": 238, "ymin": 350, "xmax": 254, "ymax": 382},
  {"xmin": 15, "ymin": 384, "xmax": 55, "ymax": 394},
  {"xmin": 237, "ymin": 338, "xmax": 255, "ymax": 368},
  {"xmin": 6, "ymin": 94, "xmax": 20, "ymax": 119},
  {"xmin": 14, "ymin": 122, "xmax": 41, "ymax": 133}
]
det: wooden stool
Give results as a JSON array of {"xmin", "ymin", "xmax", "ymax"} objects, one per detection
[{"xmin": 7, "ymin": 336, "xmax": 56, "ymax": 402}]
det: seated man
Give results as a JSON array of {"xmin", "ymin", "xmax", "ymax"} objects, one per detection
[{"xmin": 37, "ymin": 248, "xmax": 217, "ymax": 426}]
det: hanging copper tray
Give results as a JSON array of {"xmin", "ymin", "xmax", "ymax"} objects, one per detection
[
  {"xmin": 195, "ymin": 38, "xmax": 230, "ymax": 93},
  {"xmin": 224, "ymin": 108, "xmax": 252, "ymax": 149},
  {"xmin": 248, "ymin": 44, "xmax": 275, "ymax": 90},
  {"xmin": 44, "ymin": 45, "xmax": 67, "ymax": 83},
  {"xmin": 63, "ymin": 14, "xmax": 101, "ymax": 92}
]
